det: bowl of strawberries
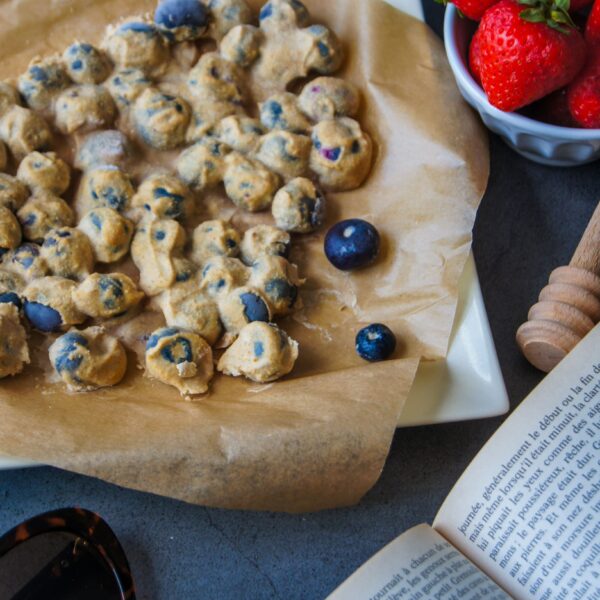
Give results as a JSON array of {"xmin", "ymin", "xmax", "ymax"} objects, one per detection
[{"xmin": 444, "ymin": 0, "xmax": 600, "ymax": 165}]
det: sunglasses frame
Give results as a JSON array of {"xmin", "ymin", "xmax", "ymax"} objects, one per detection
[{"xmin": 0, "ymin": 507, "xmax": 135, "ymax": 600}]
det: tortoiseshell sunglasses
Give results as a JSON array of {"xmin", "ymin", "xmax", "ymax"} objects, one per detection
[{"xmin": 0, "ymin": 507, "xmax": 136, "ymax": 599}]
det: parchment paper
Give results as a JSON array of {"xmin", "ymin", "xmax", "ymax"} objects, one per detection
[{"xmin": 0, "ymin": 0, "xmax": 489, "ymax": 512}]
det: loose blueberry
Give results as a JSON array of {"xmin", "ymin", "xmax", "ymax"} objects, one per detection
[
  {"xmin": 355, "ymin": 323, "xmax": 396, "ymax": 362},
  {"xmin": 155, "ymin": 0, "xmax": 208, "ymax": 30},
  {"xmin": 24, "ymin": 301, "xmax": 63, "ymax": 332},
  {"xmin": 324, "ymin": 218, "xmax": 380, "ymax": 271}
]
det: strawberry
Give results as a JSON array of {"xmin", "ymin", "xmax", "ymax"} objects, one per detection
[
  {"xmin": 477, "ymin": 0, "xmax": 587, "ymax": 112},
  {"xmin": 469, "ymin": 28, "xmax": 483, "ymax": 84},
  {"xmin": 586, "ymin": 0, "xmax": 600, "ymax": 47},
  {"xmin": 569, "ymin": 0, "xmax": 593, "ymax": 12},
  {"xmin": 528, "ymin": 88, "xmax": 578, "ymax": 126},
  {"xmin": 447, "ymin": 0, "xmax": 501, "ymax": 21},
  {"xmin": 567, "ymin": 51, "xmax": 600, "ymax": 127}
]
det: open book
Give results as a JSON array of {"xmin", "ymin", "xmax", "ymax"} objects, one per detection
[{"xmin": 329, "ymin": 324, "xmax": 600, "ymax": 600}]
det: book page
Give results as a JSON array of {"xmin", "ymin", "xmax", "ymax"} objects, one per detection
[
  {"xmin": 327, "ymin": 524, "xmax": 509, "ymax": 599},
  {"xmin": 434, "ymin": 324, "xmax": 600, "ymax": 600}
]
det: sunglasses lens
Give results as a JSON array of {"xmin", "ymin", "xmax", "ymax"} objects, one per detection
[{"xmin": 0, "ymin": 531, "xmax": 122, "ymax": 600}]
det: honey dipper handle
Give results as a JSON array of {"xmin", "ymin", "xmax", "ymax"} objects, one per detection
[{"xmin": 570, "ymin": 201, "xmax": 600, "ymax": 276}]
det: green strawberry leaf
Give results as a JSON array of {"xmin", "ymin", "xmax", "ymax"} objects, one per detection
[
  {"xmin": 520, "ymin": 7, "xmax": 547, "ymax": 21},
  {"xmin": 518, "ymin": 0, "xmax": 577, "ymax": 33},
  {"xmin": 554, "ymin": 0, "xmax": 570, "ymax": 11}
]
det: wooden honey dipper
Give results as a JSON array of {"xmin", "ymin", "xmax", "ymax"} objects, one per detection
[{"xmin": 516, "ymin": 201, "xmax": 600, "ymax": 373}]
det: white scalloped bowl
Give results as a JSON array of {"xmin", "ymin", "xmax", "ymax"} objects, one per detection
[{"xmin": 444, "ymin": 5, "xmax": 600, "ymax": 167}]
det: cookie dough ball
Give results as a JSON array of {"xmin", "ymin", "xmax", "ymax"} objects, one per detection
[
  {"xmin": 175, "ymin": 136, "xmax": 230, "ymax": 191},
  {"xmin": 217, "ymin": 321, "xmax": 298, "ymax": 382},
  {"xmin": 63, "ymin": 43, "xmax": 112, "ymax": 84},
  {"xmin": 2, "ymin": 243, "xmax": 49, "ymax": 281},
  {"xmin": 304, "ymin": 25, "xmax": 344, "ymax": 75},
  {"xmin": 217, "ymin": 286, "xmax": 271, "ymax": 336},
  {"xmin": 55, "ymin": 85, "xmax": 117, "ymax": 135},
  {"xmin": 0, "ymin": 82, "xmax": 20, "ymax": 119},
  {"xmin": 41, "ymin": 227, "xmax": 95, "ymax": 281},
  {"xmin": 0, "ymin": 207, "xmax": 21, "ymax": 258},
  {"xmin": 133, "ymin": 88, "xmax": 191, "ymax": 150},
  {"xmin": 0, "ymin": 106, "xmax": 52, "ymax": 160},
  {"xmin": 310, "ymin": 118, "xmax": 372, "ymax": 191},
  {"xmin": 49, "ymin": 327, "xmax": 127, "ymax": 391},
  {"xmin": 104, "ymin": 22, "xmax": 170, "ymax": 77},
  {"xmin": 16, "ymin": 151, "xmax": 70, "ymax": 196},
  {"xmin": 17, "ymin": 194, "xmax": 75, "ymax": 243},
  {"xmin": 23, "ymin": 276, "xmax": 84, "ymax": 332},
  {"xmin": 18, "ymin": 56, "xmax": 70, "ymax": 112},
  {"xmin": 0, "ymin": 303, "xmax": 29, "ymax": 379},
  {"xmin": 220, "ymin": 25, "xmax": 263, "ymax": 67},
  {"xmin": 106, "ymin": 68, "xmax": 152, "ymax": 110},
  {"xmin": 191, "ymin": 219, "xmax": 240, "ymax": 265},
  {"xmin": 185, "ymin": 99, "xmax": 243, "ymax": 143},
  {"xmin": 154, "ymin": 0, "xmax": 209, "ymax": 42},
  {"xmin": 255, "ymin": 131, "xmax": 311, "ymax": 179},
  {"xmin": 215, "ymin": 115, "xmax": 265, "ymax": 154},
  {"xmin": 79, "ymin": 165, "xmax": 134, "ymax": 214},
  {"xmin": 298, "ymin": 77, "xmax": 359, "ymax": 122},
  {"xmin": 258, "ymin": 0, "xmax": 310, "ymax": 29},
  {"xmin": 223, "ymin": 152, "xmax": 280, "ymax": 212},
  {"xmin": 249, "ymin": 255, "xmax": 302, "ymax": 316},
  {"xmin": 187, "ymin": 52, "xmax": 246, "ymax": 105},
  {"xmin": 145, "ymin": 326, "xmax": 214, "ymax": 395},
  {"xmin": 239, "ymin": 224, "xmax": 290, "ymax": 265},
  {"xmin": 0, "ymin": 175, "xmax": 28, "ymax": 212},
  {"xmin": 78, "ymin": 208, "xmax": 134, "ymax": 263},
  {"xmin": 272, "ymin": 177, "xmax": 325, "ymax": 233},
  {"xmin": 208, "ymin": 0, "xmax": 253, "ymax": 40},
  {"xmin": 0, "ymin": 141, "xmax": 6, "ymax": 172},
  {"xmin": 157, "ymin": 283, "xmax": 222, "ymax": 344},
  {"xmin": 199, "ymin": 256, "xmax": 249, "ymax": 297},
  {"xmin": 75, "ymin": 130, "xmax": 133, "ymax": 171},
  {"xmin": 259, "ymin": 92, "xmax": 311, "ymax": 133},
  {"xmin": 73, "ymin": 272, "xmax": 144, "ymax": 319},
  {"xmin": 131, "ymin": 218, "xmax": 186, "ymax": 296},
  {"xmin": 132, "ymin": 173, "xmax": 192, "ymax": 221}
]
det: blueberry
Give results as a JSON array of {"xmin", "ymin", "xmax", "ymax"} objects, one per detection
[
  {"xmin": 355, "ymin": 324, "xmax": 396, "ymax": 362},
  {"xmin": 155, "ymin": 0, "xmax": 208, "ymax": 30},
  {"xmin": 324, "ymin": 219, "xmax": 380, "ymax": 271},
  {"xmin": 0, "ymin": 292, "xmax": 22, "ymax": 309},
  {"xmin": 240, "ymin": 292, "xmax": 270, "ymax": 323},
  {"xmin": 24, "ymin": 301, "xmax": 63, "ymax": 332}
]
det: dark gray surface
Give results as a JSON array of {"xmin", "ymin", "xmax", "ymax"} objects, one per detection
[{"xmin": 1, "ymin": 7, "xmax": 599, "ymax": 600}]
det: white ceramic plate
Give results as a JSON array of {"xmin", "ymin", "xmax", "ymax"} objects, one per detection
[{"xmin": 0, "ymin": 0, "xmax": 507, "ymax": 470}]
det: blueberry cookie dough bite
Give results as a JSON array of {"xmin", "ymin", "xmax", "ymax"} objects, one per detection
[
  {"xmin": 199, "ymin": 256, "xmax": 249, "ymax": 297},
  {"xmin": 176, "ymin": 136, "xmax": 230, "ymax": 191},
  {"xmin": 133, "ymin": 88, "xmax": 191, "ymax": 151},
  {"xmin": 239, "ymin": 224, "xmax": 290, "ymax": 265},
  {"xmin": 310, "ymin": 117, "xmax": 372, "ymax": 191},
  {"xmin": 223, "ymin": 152, "xmax": 280, "ymax": 212},
  {"xmin": 298, "ymin": 77, "xmax": 360, "ymax": 122},
  {"xmin": 41, "ymin": 227, "xmax": 95, "ymax": 281},
  {"xmin": 0, "ymin": 303, "xmax": 29, "ymax": 379},
  {"xmin": 75, "ymin": 130, "xmax": 133, "ymax": 171},
  {"xmin": 103, "ymin": 21, "xmax": 170, "ymax": 77},
  {"xmin": 217, "ymin": 321, "xmax": 298, "ymax": 383},
  {"xmin": 107, "ymin": 69, "xmax": 152, "ymax": 111},
  {"xmin": 303, "ymin": 25, "xmax": 344, "ymax": 75},
  {"xmin": 0, "ymin": 106, "xmax": 52, "ymax": 160},
  {"xmin": 0, "ymin": 82, "xmax": 21, "ymax": 118},
  {"xmin": 215, "ymin": 115, "xmax": 265, "ymax": 154},
  {"xmin": 259, "ymin": 0, "xmax": 310, "ymax": 29},
  {"xmin": 17, "ymin": 193, "xmax": 75, "ymax": 243},
  {"xmin": 78, "ymin": 208, "xmax": 134, "ymax": 263},
  {"xmin": 255, "ymin": 130, "xmax": 311, "ymax": 179},
  {"xmin": 2, "ymin": 243, "xmax": 49, "ymax": 282},
  {"xmin": 0, "ymin": 174, "xmax": 28, "ymax": 212},
  {"xmin": 187, "ymin": 52, "xmax": 247, "ymax": 106},
  {"xmin": 131, "ymin": 173, "xmax": 192, "ymax": 221},
  {"xmin": 0, "ymin": 207, "xmax": 22, "ymax": 258},
  {"xmin": 0, "ymin": 269, "xmax": 25, "ymax": 307},
  {"xmin": 55, "ymin": 84, "xmax": 117, "ymax": 135},
  {"xmin": 16, "ymin": 151, "xmax": 71, "ymax": 196},
  {"xmin": 63, "ymin": 43, "xmax": 112, "ymax": 84},
  {"xmin": 219, "ymin": 25, "xmax": 263, "ymax": 68},
  {"xmin": 249, "ymin": 255, "xmax": 302, "ymax": 316},
  {"xmin": 154, "ymin": 0, "xmax": 209, "ymax": 42},
  {"xmin": 73, "ymin": 272, "xmax": 144, "ymax": 320},
  {"xmin": 190, "ymin": 219, "xmax": 240, "ymax": 265},
  {"xmin": 78, "ymin": 165, "xmax": 134, "ymax": 215},
  {"xmin": 207, "ymin": 0, "xmax": 253, "ymax": 41},
  {"xmin": 145, "ymin": 326, "xmax": 214, "ymax": 395},
  {"xmin": 217, "ymin": 286, "xmax": 271, "ymax": 336},
  {"xmin": 259, "ymin": 92, "xmax": 311, "ymax": 133},
  {"xmin": 18, "ymin": 56, "xmax": 70, "ymax": 113},
  {"xmin": 23, "ymin": 276, "xmax": 85, "ymax": 332},
  {"xmin": 271, "ymin": 177, "xmax": 325, "ymax": 233},
  {"xmin": 49, "ymin": 327, "xmax": 127, "ymax": 391}
]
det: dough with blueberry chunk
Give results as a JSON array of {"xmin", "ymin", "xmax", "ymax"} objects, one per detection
[
  {"xmin": 191, "ymin": 219, "xmax": 240, "ymax": 265},
  {"xmin": 2, "ymin": 243, "xmax": 49, "ymax": 282},
  {"xmin": 259, "ymin": 0, "xmax": 310, "ymax": 29},
  {"xmin": 49, "ymin": 327, "xmax": 127, "ymax": 391},
  {"xmin": 172, "ymin": 257, "xmax": 197, "ymax": 284},
  {"xmin": 259, "ymin": 92, "xmax": 311, "ymax": 133},
  {"xmin": 187, "ymin": 52, "xmax": 247, "ymax": 105},
  {"xmin": 17, "ymin": 193, "xmax": 75, "ymax": 243},
  {"xmin": 154, "ymin": 0, "xmax": 209, "ymax": 42},
  {"xmin": 215, "ymin": 115, "xmax": 265, "ymax": 154},
  {"xmin": 0, "ymin": 269, "xmax": 25, "ymax": 303},
  {"xmin": 303, "ymin": 25, "xmax": 344, "ymax": 75},
  {"xmin": 255, "ymin": 130, "xmax": 311, "ymax": 179},
  {"xmin": 107, "ymin": 68, "xmax": 152, "ymax": 110},
  {"xmin": 18, "ymin": 56, "xmax": 70, "ymax": 112},
  {"xmin": 176, "ymin": 137, "xmax": 230, "ymax": 191},
  {"xmin": 249, "ymin": 254, "xmax": 302, "ymax": 316},
  {"xmin": 131, "ymin": 173, "xmax": 192, "ymax": 221},
  {"xmin": 310, "ymin": 117, "xmax": 372, "ymax": 191},
  {"xmin": 78, "ymin": 208, "xmax": 134, "ymax": 263},
  {"xmin": 0, "ymin": 207, "xmax": 22, "ymax": 257},
  {"xmin": 239, "ymin": 224, "xmax": 290, "ymax": 265},
  {"xmin": 220, "ymin": 25, "xmax": 263, "ymax": 67},
  {"xmin": 217, "ymin": 321, "xmax": 298, "ymax": 383},
  {"xmin": 208, "ymin": 0, "xmax": 253, "ymax": 40},
  {"xmin": 78, "ymin": 165, "xmax": 135, "ymax": 215},
  {"xmin": 73, "ymin": 272, "xmax": 144, "ymax": 319},
  {"xmin": 217, "ymin": 285, "xmax": 271, "ymax": 336},
  {"xmin": 63, "ymin": 43, "xmax": 112, "ymax": 84},
  {"xmin": 16, "ymin": 151, "xmax": 71, "ymax": 196},
  {"xmin": 55, "ymin": 85, "xmax": 117, "ymax": 135},
  {"xmin": 0, "ymin": 174, "xmax": 28, "ymax": 212},
  {"xmin": 271, "ymin": 176, "xmax": 325, "ymax": 233},
  {"xmin": 145, "ymin": 326, "xmax": 214, "ymax": 395},
  {"xmin": 199, "ymin": 256, "xmax": 249, "ymax": 298},
  {"xmin": 75, "ymin": 130, "xmax": 133, "ymax": 171},
  {"xmin": 185, "ymin": 99, "xmax": 243, "ymax": 143},
  {"xmin": 223, "ymin": 152, "xmax": 280, "ymax": 212},
  {"xmin": 298, "ymin": 77, "xmax": 359, "ymax": 122},
  {"xmin": 0, "ymin": 303, "xmax": 29, "ymax": 379},
  {"xmin": 0, "ymin": 82, "xmax": 20, "ymax": 118},
  {"xmin": 0, "ymin": 106, "xmax": 52, "ymax": 160},
  {"xmin": 40, "ymin": 227, "xmax": 95, "ymax": 281}
]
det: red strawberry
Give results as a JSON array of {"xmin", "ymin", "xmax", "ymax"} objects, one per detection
[
  {"xmin": 477, "ymin": 0, "xmax": 587, "ymax": 112},
  {"xmin": 570, "ymin": 0, "xmax": 593, "ymax": 11},
  {"xmin": 567, "ymin": 51, "xmax": 600, "ymax": 127},
  {"xmin": 469, "ymin": 29, "xmax": 483, "ymax": 84},
  {"xmin": 449, "ymin": 0, "xmax": 502, "ymax": 21},
  {"xmin": 529, "ymin": 88, "xmax": 578, "ymax": 126},
  {"xmin": 586, "ymin": 0, "xmax": 600, "ymax": 47}
]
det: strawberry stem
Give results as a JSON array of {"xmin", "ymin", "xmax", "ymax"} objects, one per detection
[{"xmin": 517, "ymin": 0, "xmax": 577, "ymax": 33}]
